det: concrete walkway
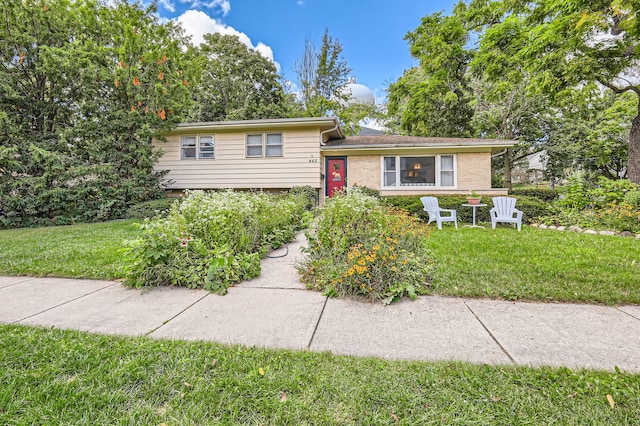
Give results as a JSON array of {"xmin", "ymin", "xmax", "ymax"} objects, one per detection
[{"xmin": 2, "ymin": 233, "xmax": 640, "ymax": 373}]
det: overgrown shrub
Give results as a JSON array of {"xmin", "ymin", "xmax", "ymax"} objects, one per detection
[
  {"xmin": 509, "ymin": 187, "xmax": 559, "ymax": 202},
  {"xmin": 558, "ymin": 172, "xmax": 590, "ymax": 210},
  {"xmin": 539, "ymin": 176, "xmax": 640, "ymax": 232},
  {"xmin": 351, "ymin": 185, "xmax": 381, "ymax": 198},
  {"xmin": 588, "ymin": 177, "xmax": 637, "ymax": 207},
  {"xmin": 297, "ymin": 189, "xmax": 433, "ymax": 304},
  {"xmin": 288, "ymin": 185, "xmax": 319, "ymax": 210},
  {"xmin": 123, "ymin": 190, "xmax": 309, "ymax": 293},
  {"xmin": 624, "ymin": 190, "xmax": 640, "ymax": 209},
  {"xmin": 0, "ymin": 144, "xmax": 167, "ymax": 229},
  {"xmin": 125, "ymin": 198, "xmax": 177, "ymax": 219}
]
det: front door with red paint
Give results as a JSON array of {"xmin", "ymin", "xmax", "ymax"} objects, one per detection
[{"xmin": 326, "ymin": 157, "xmax": 346, "ymax": 197}]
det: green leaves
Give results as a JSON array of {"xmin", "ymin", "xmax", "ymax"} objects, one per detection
[
  {"xmin": 187, "ymin": 33, "xmax": 287, "ymax": 122},
  {"xmin": 0, "ymin": 0, "xmax": 194, "ymax": 226},
  {"xmin": 123, "ymin": 190, "xmax": 310, "ymax": 290},
  {"xmin": 386, "ymin": 11, "xmax": 475, "ymax": 137},
  {"xmin": 298, "ymin": 189, "xmax": 433, "ymax": 304}
]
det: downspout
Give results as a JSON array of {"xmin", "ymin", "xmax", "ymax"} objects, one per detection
[
  {"xmin": 491, "ymin": 149, "xmax": 508, "ymax": 158},
  {"xmin": 318, "ymin": 121, "xmax": 344, "ymax": 203},
  {"xmin": 319, "ymin": 121, "xmax": 344, "ymax": 145}
]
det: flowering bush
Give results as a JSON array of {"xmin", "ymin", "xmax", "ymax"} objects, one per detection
[
  {"xmin": 123, "ymin": 190, "xmax": 311, "ymax": 292},
  {"xmin": 542, "ymin": 177, "xmax": 640, "ymax": 232},
  {"xmin": 297, "ymin": 189, "xmax": 434, "ymax": 304}
]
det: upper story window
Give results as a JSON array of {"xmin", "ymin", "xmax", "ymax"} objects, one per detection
[
  {"xmin": 383, "ymin": 155, "xmax": 456, "ymax": 188},
  {"xmin": 246, "ymin": 133, "xmax": 283, "ymax": 158},
  {"xmin": 181, "ymin": 135, "xmax": 214, "ymax": 159}
]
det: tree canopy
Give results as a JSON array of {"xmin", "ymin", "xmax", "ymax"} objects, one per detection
[
  {"xmin": 387, "ymin": 12, "xmax": 475, "ymax": 138},
  {"xmin": 294, "ymin": 29, "xmax": 373, "ymax": 134},
  {"xmin": 187, "ymin": 33, "xmax": 289, "ymax": 122},
  {"xmin": 0, "ymin": 0, "xmax": 195, "ymax": 226},
  {"xmin": 387, "ymin": 0, "xmax": 640, "ymax": 184},
  {"xmin": 465, "ymin": 0, "xmax": 640, "ymax": 183}
]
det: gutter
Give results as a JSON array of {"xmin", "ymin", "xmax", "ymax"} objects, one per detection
[
  {"xmin": 173, "ymin": 117, "xmax": 339, "ymax": 133},
  {"xmin": 319, "ymin": 120, "xmax": 344, "ymax": 146},
  {"xmin": 322, "ymin": 142, "xmax": 515, "ymax": 151}
]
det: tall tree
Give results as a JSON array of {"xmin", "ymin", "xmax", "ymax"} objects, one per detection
[
  {"xmin": 0, "ymin": 0, "xmax": 194, "ymax": 225},
  {"xmin": 464, "ymin": 0, "xmax": 640, "ymax": 183},
  {"xmin": 294, "ymin": 29, "xmax": 371, "ymax": 134},
  {"xmin": 188, "ymin": 33, "xmax": 288, "ymax": 122},
  {"xmin": 469, "ymin": 76, "xmax": 550, "ymax": 189},
  {"xmin": 386, "ymin": 12, "xmax": 475, "ymax": 137},
  {"xmin": 294, "ymin": 37, "xmax": 319, "ymax": 111},
  {"xmin": 544, "ymin": 86, "xmax": 636, "ymax": 182}
]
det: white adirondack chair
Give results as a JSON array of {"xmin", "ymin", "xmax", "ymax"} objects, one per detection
[
  {"xmin": 490, "ymin": 196, "xmax": 523, "ymax": 231},
  {"xmin": 421, "ymin": 196, "xmax": 457, "ymax": 230}
]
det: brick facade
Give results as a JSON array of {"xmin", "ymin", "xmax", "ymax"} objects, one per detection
[{"xmin": 336, "ymin": 152, "xmax": 498, "ymax": 196}]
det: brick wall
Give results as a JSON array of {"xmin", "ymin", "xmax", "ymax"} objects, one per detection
[
  {"xmin": 322, "ymin": 151, "xmax": 501, "ymax": 198},
  {"xmin": 456, "ymin": 152, "xmax": 492, "ymax": 190},
  {"xmin": 346, "ymin": 155, "xmax": 379, "ymax": 188}
]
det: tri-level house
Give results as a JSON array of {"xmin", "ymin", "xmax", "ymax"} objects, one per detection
[{"xmin": 152, "ymin": 117, "xmax": 516, "ymax": 201}]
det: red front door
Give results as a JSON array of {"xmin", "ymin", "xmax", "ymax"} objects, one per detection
[{"xmin": 326, "ymin": 157, "xmax": 346, "ymax": 197}]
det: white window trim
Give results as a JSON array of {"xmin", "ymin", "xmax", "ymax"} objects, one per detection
[
  {"xmin": 245, "ymin": 132, "xmax": 284, "ymax": 158},
  {"xmin": 181, "ymin": 135, "xmax": 215, "ymax": 160},
  {"xmin": 380, "ymin": 154, "xmax": 457, "ymax": 189}
]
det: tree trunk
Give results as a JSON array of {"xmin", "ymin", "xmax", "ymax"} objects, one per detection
[
  {"xmin": 628, "ymin": 113, "xmax": 640, "ymax": 184},
  {"xmin": 503, "ymin": 148, "xmax": 513, "ymax": 190}
]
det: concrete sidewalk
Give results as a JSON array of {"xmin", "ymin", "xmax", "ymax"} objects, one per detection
[{"xmin": 2, "ymin": 234, "xmax": 640, "ymax": 373}]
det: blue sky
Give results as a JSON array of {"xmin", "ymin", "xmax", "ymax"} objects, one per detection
[{"xmin": 155, "ymin": 0, "xmax": 456, "ymax": 103}]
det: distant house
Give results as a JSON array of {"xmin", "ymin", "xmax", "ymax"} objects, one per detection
[
  {"xmin": 153, "ymin": 117, "xmax": 515, "ymax": 200},
  {"xmin": 512, "ymin": 151, "xmax": 547, "ymax": 184}
]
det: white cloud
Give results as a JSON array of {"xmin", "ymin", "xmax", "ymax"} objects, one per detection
[
  {"xmin": 178, "ymin": 0, "xmax": 231, "ymax": 16},
  {"xmin": 175, "ymin": 10, "xmax": 280, "ymax": 70},
  {"xmin": 255, "ymin": 42, "xmax": 278, "ymax": 69},
  {"xmin": 158, "ymin": 0, "xmax": 175, "ymax": 13}
]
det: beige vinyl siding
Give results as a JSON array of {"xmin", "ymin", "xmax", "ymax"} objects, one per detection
[{"xmin": 154, "ymin": 129, "xmax": 322, "ymax": 189}]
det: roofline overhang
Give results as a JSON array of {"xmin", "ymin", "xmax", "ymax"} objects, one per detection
[
  {"xmin": 320, "ymin": 141, "xmax": 516, "ymax": 151},
  {"xmin": 169, "ymin": 117, "xmax": 341, "ymax": 133}
]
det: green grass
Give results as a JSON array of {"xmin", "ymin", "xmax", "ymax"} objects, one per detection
[
  {"xmin": 0, "ymin": 220, "xmax": 139, "ymax": 280},
  {"xmin": 427, "ymin": 226, "xmax": 640, "ymax": 305},
  {"xmin": 0, "ymin": 221, "xmax": 638, "ymax": 305},
  {"xmin": 1, "ymin": 324, "xmax": 639, "ymax": 425}
]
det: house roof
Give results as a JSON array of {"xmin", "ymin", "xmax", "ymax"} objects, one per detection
[
  {"xmin": 323, "ymin": 135, "xmax": 516, "ymax": 150},
  {"xmin": 357, "ymin": 126, "xmax": 386, "ymax": 136},
  {"xmin": 169, "ymin": 117, "xmax": 344, "ymax": 139}
]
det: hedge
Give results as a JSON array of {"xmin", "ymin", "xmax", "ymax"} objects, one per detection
[{"xmin": 509, "ymin": 188, "xmax": 559, "ymax": 202}]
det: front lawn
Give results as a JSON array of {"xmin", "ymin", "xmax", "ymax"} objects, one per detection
[
  {"xmin": 0, "ymin": 219, "xmax": 638, "ymax": 305},
  {"xmin": 1, "ymin": 325, "xmax": 639, "ymax": 424},
  {"xmin": 428, "ymin": 226, "xmax": 640, "ymax": 305},
  {"xmin": 0, "ymin": 220, "xmax": 138, "ymax": 280}
]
